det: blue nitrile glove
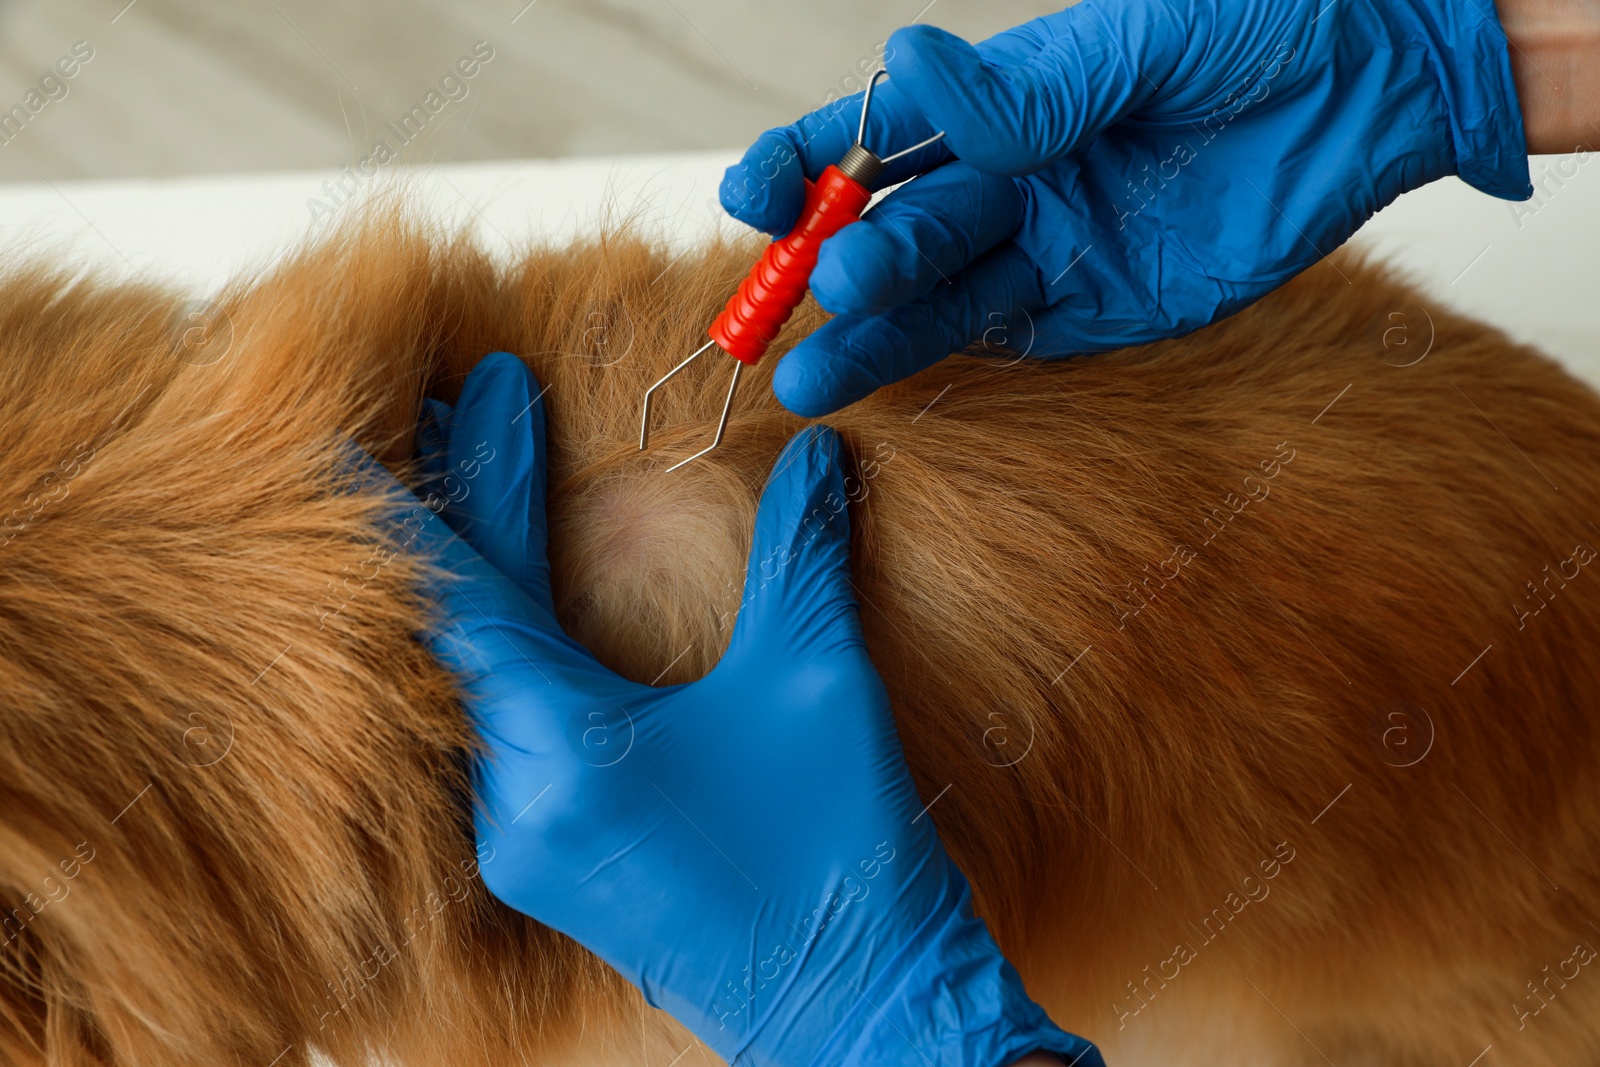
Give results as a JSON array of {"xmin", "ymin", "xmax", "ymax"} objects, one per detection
[
  {"xmin": 404, "ymin": 352, "xmax": 1103, "ymax": 1067},
  {"xmin": 720, "ymin": 0, "xmax": 1532, "ymax": 418}
]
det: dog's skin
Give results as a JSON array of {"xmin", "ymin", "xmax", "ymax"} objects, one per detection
[{"xmin": 1, "ymin": 205, "xmax": 1598, "ymax": 1067}]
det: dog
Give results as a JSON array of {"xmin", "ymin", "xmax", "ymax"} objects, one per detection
[{"xmin": 2, "ymin": 201, "xmax": 1598, "ymax": 1066}]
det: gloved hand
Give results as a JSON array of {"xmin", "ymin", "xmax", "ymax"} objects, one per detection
[
  {"xmin": 405, "ymin": 352, "xmax": 1103, "ymax": 1067},
  {"xmin": 720, "ymin": 0, "xmax": 1532, "ymax": 418}
]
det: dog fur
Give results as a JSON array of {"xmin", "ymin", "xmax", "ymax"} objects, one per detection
[{"xmin": 2, "ymin": 203, "xmax": 1599, "ymax": 1067}]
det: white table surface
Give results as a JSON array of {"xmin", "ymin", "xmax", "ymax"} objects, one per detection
[{"xmin": 2, "ymin": 149, "xmax": 1596, "ymax": 384}]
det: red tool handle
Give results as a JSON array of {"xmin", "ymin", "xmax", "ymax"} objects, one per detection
[{"xmin": 709, "ymin": 164, "xmax": 873, "ymax": 365}]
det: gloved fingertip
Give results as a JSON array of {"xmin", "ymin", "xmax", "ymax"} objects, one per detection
[
  {"xmin": 718, "ymin": 163, "xmax": 760, "ymax": 222},
  {"xmin": 811, "ymin": 228, "xmax": 903, "ymax": 318},
  {"xmin": 473, "ymin": 349, "xmax": 529, "ymax": 376},
  {"xmin": 456, "ymin": 351, "xmax": 543, "ymax": 422},
  {"xmin": 720, "ymin": 131, "xmax": 807, "ymax": 235},
  {"xmin": 748, "ymin": 422, "xmax": 850, "ymax": 586},
  {"xmin": 886, "ymin": 23, "xmax": 968, "ymax": 64},
  {"xmin": 775, "ymin": 421, "xmax": 845, "ymax": 483},
  {"xmin": 885, "ymin": 24, "xmax": 1049, "ymax": 176},
  {"xmin": 772, "ymin": 344, "xmax": 878, "ymax": 419},
  {"xmin": 885, "ymin": 24, "xmax": 986, "ymax": 101}
]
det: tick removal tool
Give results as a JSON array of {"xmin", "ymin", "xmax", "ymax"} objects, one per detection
[{"xmin": 638, "ymin": 70, "xmax": 944, "ymax": 473}]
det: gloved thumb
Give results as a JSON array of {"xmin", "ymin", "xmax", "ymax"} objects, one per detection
[
  {"xmin": 726, "ymin": 425, "xmax": 869, "ymax": 663},
  {"xmin": 885, "ymin": 13, "xmax": 1170, "ymax": 176}
]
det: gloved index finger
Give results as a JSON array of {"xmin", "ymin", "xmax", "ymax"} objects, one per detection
[
  {"xmin": 389, "ymin": 466, "xmax": 633, "ymax": 707},
  {"xmin": 719, "ymin": 78, "xmax": 948, "ymax": 236},
  {"xmin": 426, "ymin": 351, "xmax": 555, "ymax": 614},
  {"xmin": 340, "ymin": 445, "xmax": 544, "ymax": 639}
]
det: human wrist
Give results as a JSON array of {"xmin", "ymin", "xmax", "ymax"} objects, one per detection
[
  {"xmin": 1494, "ymin": 0, "xmax": 1600, "ymax": 152},
  {"xmin": 1389, "ymin": 0, "xmax": 1533, "ymax": 197}
]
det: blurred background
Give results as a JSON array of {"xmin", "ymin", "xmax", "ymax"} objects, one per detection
[
  {"xmin": 0, "ymin": 0, "xmax": 1059, "ymax": 180},
  {"xmin": 0, "ymin": 0, "xmax": 1596, "ymax": 384}
]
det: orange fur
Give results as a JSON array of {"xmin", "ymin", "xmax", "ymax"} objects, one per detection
[{"xmin": 2, "ymin": 201, "xmax": 1598, "ymax": 1066}]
